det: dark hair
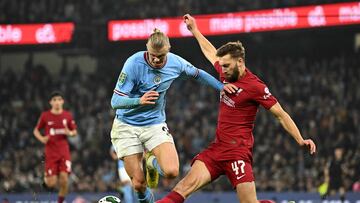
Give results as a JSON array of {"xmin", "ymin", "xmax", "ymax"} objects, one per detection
[
  {"xmin": 216, "ymin": 41, "xmax": 245, "ymax": 60},
  {"xmin": 49, "ymin": 91, "xmax": 64, "ymax": 100}
]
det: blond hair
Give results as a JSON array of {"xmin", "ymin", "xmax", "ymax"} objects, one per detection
[{"xmin": 147, "ymin": 28, "xmax": 171, "ymax": 50}]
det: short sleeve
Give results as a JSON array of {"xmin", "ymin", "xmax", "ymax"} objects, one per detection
[
  {"xmin": 251, "ymin": 82, "xmax": 277, "ymax": 110},
  {"xmin": 114, "ymin": 57, "xmax": 137, "ymax": 96},
  {"xmin": 213, "ymin": 61, "xmax": 222, "ymax": 74},
  {"xmin": 35, "ymin": 113, "xmax": 46, "ymax": 130}
]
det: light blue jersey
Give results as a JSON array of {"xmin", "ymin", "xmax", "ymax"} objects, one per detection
[{"xmin": 112, "ymin": 51, "xmax": 223, "ymax": 126}]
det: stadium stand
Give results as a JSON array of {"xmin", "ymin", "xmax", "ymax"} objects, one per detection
[{"xmin": 0, "ymin": 0, "xmax": 359, "ymax": 200}]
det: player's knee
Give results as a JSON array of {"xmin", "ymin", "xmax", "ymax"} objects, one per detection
[
  {"xmin": 163, "ymin": 166, "xmax": 179, "ymax": 179},
  {"xmin": 132, "ymin": 177, "xmax": 146, "ymax": 192},
  {"xmin": 45, "ymin": 178, "xmax": 57, "ymax": 188}
]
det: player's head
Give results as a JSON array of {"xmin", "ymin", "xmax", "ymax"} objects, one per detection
[
  {"xmin": 216, "ymin": 41, "xmax": 246, "ymax": 82},
  {"xmin": 49, "ymin": 91, "xmax": 64, "ymax": 110},
  {"xmin": 146, "ymin": 28, "xmax": 171, "ymax": 68}
]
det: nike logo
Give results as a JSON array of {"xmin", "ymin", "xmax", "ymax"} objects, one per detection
[
  {"xmin": 48, "ymin": 121, "xmax": 54, "ymax": 125},
  {"xmin": 236, "ymin": 174, "xmax": 246, "ymax": 180}
]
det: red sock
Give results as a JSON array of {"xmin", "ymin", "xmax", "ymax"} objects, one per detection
[
  {"xmin": 259, "ymin": 200, "xmax": 275, "ymax": 203},
  {"xmin": 58, "ymin": 196, "xmax": 65, "ymax": 203},
  {"xmin": 156, "ymin": 191, "xmax": 184, "ymax": 203}
]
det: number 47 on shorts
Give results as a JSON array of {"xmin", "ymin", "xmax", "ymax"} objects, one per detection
[{"xmin": 231, "ymin": 160, "xmax": 245, "ymax": 180}]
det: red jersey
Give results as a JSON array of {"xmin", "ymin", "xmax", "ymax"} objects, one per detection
[
  {"xmin": 208, "ymin": 62, "xmax": 277, "ymax": 161},
  {"xmin": 35, "ymin": 110, "xmax": 77, "ymax": 159}
]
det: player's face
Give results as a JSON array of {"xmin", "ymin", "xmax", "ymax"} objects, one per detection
[
  {"xmin": 147, "ymin": 45, "xmax": 169, "ymax": 68},
  {"xmin": 49, "ymin": 96, "xmax": 64, "ymax": 110},
  {"xmin": 219, "ymin": 54, "xmax": 241, "ymax": 82}
]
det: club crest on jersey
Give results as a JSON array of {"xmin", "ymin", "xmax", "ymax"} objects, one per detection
[
  {"xmin": 154, "ymin": 75, "xmax": 161, "ymax": 84},
  {"xmin": 263, "ymin": 87, "xmax": 272, "ymax": 99},
  {"xmin": 118, "ymin": 72, "xmax": 127, "ymax": 84}
]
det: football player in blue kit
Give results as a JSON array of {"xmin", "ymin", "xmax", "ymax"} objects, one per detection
[{"xmin": 110, "ymin": 28, "xmax": 237, "ymax": 203}]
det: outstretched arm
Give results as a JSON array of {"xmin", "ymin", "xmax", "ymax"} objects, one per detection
[
  {"xmin": 194, "ymin": 69, "xmax": 237, "ymax": 93},
  {"xmin": 183, "ymin": 14, "xmax": 217, "ymax": 65},
  {"xmin": 269, "ymin": 102, "xmax": 316, "ymax": 154}
]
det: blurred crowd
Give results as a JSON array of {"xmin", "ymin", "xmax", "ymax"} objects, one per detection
[
  {"xmin": 0, "ymin": 0, "xmax": 350, "ymax": 24},
  {"xmin": 0, "ymin": 51, "xmax": 359, "ymax": 194},
  {"xmin": 0, "ymin": 58, "xmax": 116, "ymax": 193}
]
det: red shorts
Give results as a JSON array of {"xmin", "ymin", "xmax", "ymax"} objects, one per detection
[
  {"xmin": 45, "ymin": 156, "xmax": 71, "ymax": 176},
  {"xmin": 192, "ymin": 149, "xmax": 254, "ymax": 188}
]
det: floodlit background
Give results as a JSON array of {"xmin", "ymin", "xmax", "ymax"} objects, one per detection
[{"xmin": 0, "ymin": 0, "xmax": 359, "ymax": 202}]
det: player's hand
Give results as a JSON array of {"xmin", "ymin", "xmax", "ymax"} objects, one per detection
[
  {"xmin": 41, "ymin": 136, "xmax": 49, "ymax": 144},
  {"xmin": 301, "ymin": 139, "xmax": 316, "ymax": 155},
  {"xmin": 140, "ymin": 91, "xmax": 159, "ymax": 105},
  {"xmin": 183, "ymin": 14, "xmax": 198, "ymax": 32},
  {"xmin": 223, "ymin": 83, "xmax": 238, "ymax": 94}
]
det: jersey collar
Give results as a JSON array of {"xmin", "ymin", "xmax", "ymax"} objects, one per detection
[{"xmin": 144, "ymin": 52, "xmax": 167, "ymax": 69}]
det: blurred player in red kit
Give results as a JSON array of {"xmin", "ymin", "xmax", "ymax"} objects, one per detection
[
  {"xmin": 156, "ymin": 15, "xmax": 317, "ymax": 203},
  {"xmin": 33, "ymin": 91, "xmax": 77, "ymax": 203}
]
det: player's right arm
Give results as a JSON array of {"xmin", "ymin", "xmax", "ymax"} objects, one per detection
[
  {"xmin": 183, "ymin": 14, "xmax": 218, "ymax": 66},
  {"xmin": 33, "ymin": 113, "xmax": 49, "ymax": 144},
  {"xmin": 111, "ymin": 57, "xmax": 159, "ymax": 109}
]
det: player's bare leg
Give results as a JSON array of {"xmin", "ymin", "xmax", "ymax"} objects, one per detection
[
  {"xmin": 44, "ymin": 175, "xmax": 58, "ymax": 188},
  {"xmin": 156, "ymin": 160, "xmax": 211, "ymax": 203},
  {"xmin": 174, "ymin": 160, "xmax": 211, "ymax": 197},
  {"xmin": 124, "ymin": 153, "xmax": 146, "ymax": 192},
  {"xmin": 236, "ymin": 182, "xmax": 275, "ymax": 203},
  {"xmin": 58, "ymin": 172, "xmax": 68, "ymax": 203},
  {"xmin": 124, "ymin": 153, "xmax": 154, "ymax": 203},
  {"xmin": 236, "ymin": 182, "xmax": 258, "ymax": 203},
  {"xmin": 151, "ymin": 142, "xmax": 179, "ymax": 178}
]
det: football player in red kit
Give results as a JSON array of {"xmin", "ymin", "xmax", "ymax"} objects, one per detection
[
  {"xmin": 156, "ymin": 15, "xmax": 316, "ymax": 203},
  {"xmin": 33, "ymin": 91, "xmax": 77, "ymax": 203}
]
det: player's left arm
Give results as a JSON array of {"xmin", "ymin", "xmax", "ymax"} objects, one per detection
[
  {"xmin": 194, "ymin": 68, "xmax": 237, "ymax": 93},
  {"xmin": 179, "ymin": 57, "xmax": 237, "ymax": 93},
  {"xmin": 64, "ymin": 113, "xmax": 77, "ymax": 137},
  {"xmin": 269, "ymin": 102, "xmax": 316, "ymax": 154}
]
